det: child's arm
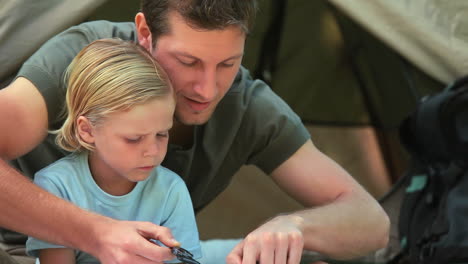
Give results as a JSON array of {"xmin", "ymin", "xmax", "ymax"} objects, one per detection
[{"xmin": 39, "ymin": 248, "xmax": 76, "ymax": 264}]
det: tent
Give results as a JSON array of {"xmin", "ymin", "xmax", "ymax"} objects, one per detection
[{"xmin": 2, "ymin": 0, "xmax": 467, "ymax": 263}]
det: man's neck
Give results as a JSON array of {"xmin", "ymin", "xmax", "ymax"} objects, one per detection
[{"xmin": 169, "ymin": 121, "xmax": 194, "ymax": 148}]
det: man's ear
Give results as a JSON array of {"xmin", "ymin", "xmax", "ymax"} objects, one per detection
[
  {"xmin": 135, "ymin": 12, "xmax": 153, "ymax": 52},
  {"xmin": 77, "ymin": 116, "xmax": 95, "ymax": 144}
]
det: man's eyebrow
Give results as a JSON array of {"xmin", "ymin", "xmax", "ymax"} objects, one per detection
[
  {"xmin": 222, "ymin": 54, "xmax": 244, "ymax": 62},
  {"xmin": 173, "ymin": 51, "xmax": 243, "ymax": 62},
  {"xmin": 173, "ymin": 51, "xmax": 197, "ymax": 59}
]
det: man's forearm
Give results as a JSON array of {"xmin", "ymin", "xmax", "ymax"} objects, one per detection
[
  {"xmin": 0, "ymin": 159, "xmax": 100, "ymax": 252},
  {"xmin": 288, "ymin": 190, "xmax": 389, "ymax": 260},
  {"xmin": 0, "ymin": 159, "xmax": 183, "ymax": 263},
  {"xmin": 225, "ymin": 187, "xmax": 389, "ymax": 264}
]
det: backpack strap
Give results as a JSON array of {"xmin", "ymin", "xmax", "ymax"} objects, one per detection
[{"xmin": 422, "ymin": 163, "xmax": 463, "ymax": 239}]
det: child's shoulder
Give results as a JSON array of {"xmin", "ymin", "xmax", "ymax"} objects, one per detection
[
  {"xmin": 152, "ymin": 166, "xmax": 186, "ymax": 187},
  {"xmin": 35, "ymin": 152, "xmax": 87, "ymax": 179}
]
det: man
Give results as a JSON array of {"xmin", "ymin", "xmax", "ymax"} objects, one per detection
[{"xmin": 0, "ymin": 0, "xmax": 389, "ymax": 263}]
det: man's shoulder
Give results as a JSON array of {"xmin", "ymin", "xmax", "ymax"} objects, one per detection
[
  {"xmin": 17, "ymin": 20, "xmax": 138, "ymax": 125},
  {"xmin": 61, "ymin": 20, "xmax": 136, "ymax": 40},
  {"xmin": 228, "ymin": 66, "xmax": 256, "ymax": 94},
  {"xmin": 206, "ymin": 65, "xmax": 304, "ymax": 144},
  {"xmin": 225, "ymin": 67, "xmax": 267, "ymax": 103},
  {"xmin": 221, "ymin": 66, "xmax": 289, "ymax": 117}
]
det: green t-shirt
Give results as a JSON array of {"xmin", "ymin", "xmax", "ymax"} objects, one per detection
[{"xmin": 15, "ymin": 20, "xmax": 310, "ymax": 212}]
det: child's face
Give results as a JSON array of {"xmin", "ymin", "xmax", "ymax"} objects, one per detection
[{"xmin": 88, "ymin": 96, "xmax": 175, "ymax": 191}]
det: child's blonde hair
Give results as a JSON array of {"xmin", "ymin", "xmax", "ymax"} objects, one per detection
[{"xmin": 55, "ymin": 38, "xmax": 172, "ymax": 152}]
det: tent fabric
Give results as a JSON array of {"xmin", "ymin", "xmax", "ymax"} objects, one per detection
[
  {"xmin": 328, "ymin": 0, "xmax": 468, "ymax": 85},
  {"xmin": 0, "ymin": 0, "xmax": 107, "ymax": 85},
  {"xmin": 251, "ymin": 1, "xmax": 371, "ymax": 125},
  {"xmin": 244, "ymin": 1, "xmax": 443, "ymax": 127}
]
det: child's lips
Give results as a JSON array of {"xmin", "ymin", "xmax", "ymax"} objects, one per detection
[{"xmin": 138, "ymin": 165, "xmax": 155, "ymax": 171}]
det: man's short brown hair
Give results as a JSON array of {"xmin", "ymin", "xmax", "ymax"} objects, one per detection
[{"xmin": 141, "ymin": 0, "xmax": 257, "ymax": 44}]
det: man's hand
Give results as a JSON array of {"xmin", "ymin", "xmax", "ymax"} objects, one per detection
[
  {"xmin": 226, "ymin": 139, "xmax": 389, "ymax": 263},
  {"xmin": 226, "ymin": 214, "xmax": 304, "ymax": 264},
  {"xmin": 89, "ymin": 219, "xmax": 181, "ymax": 264}
]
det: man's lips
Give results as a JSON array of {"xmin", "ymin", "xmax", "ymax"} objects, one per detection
[{"xmin": 184, "ymin": 97, "xmax": 210, "ymax": 112}]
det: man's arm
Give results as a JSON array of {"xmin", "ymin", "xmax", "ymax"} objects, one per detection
[
  {"xmin": 227, "ymin": 139, "xmax": 389, "ymax": 263},
  {"xmin": 39, "ymin": 248, "xmax": 76, "ymax": 264},
  {"xmin": 0, "ymin": 77, "xmax": 179, "ymax": 263}
]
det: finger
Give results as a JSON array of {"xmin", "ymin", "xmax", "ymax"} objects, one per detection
[
  {"xmin": 131, "ymin": 254, "xmax": 166, "ymax": 264},
  {"xmin": 139, "ymin": 240, "xmax": 174, "ymax": 261},
  {"xmin": 138, "ymin": 222, "xmax": 180, "ymax": 247},
  {"xmin": 226, "ymin": 241, "xmax": 244, "ymax": 264},
  {"xmin": 243, "ymin": 236, "xmax": 260, "ymax": 264},
  {"xmin": 259, "ymin": 233, "xmax": 274, "ymax": 264},
  {"xmin": 287, "ymin": 233, "xmax": 303, "ymax": 264},
  {"xmin": 103, "ymin": 252, "xmax": 166, "ymax": 264},
  {"xmin": 274, "ymin": 233, "xmax": 288, "ymax": 264},
  {"xmin": 130, "ymin": 223, "xmax": 175, "ymax": 261}
]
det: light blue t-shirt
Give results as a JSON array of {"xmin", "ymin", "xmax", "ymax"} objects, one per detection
[{"xmin": 26, "ymin": 152, "xmax": 201, "ymax": 263}]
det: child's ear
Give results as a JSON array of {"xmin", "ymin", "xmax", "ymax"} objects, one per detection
[{"xmin": 77, "ymin": 116, "xmax": 95, "ymax": 144}]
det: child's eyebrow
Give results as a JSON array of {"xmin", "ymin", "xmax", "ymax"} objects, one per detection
[{"xmin": 124, "ymin": 127, "xmax": 172, "ymax": 136}]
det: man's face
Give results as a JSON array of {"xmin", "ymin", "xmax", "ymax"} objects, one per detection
[{"xmin": 151, "ymin": 13, "xmax": 246, "ymax": 125}]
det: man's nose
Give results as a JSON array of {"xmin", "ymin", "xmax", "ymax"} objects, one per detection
[{"xmin": 194, "ymin": 67, "xmax": 217, "ymax": 101}]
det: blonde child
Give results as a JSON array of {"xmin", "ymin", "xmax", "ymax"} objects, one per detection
[{"xmin": 26, "ymin": 38, "xmax": 201, "ymax": 264}]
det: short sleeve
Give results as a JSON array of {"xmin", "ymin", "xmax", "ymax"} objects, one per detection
[
  {"xmin": 239, "ymin": 80, "xmax": 311, "ymax": 174},
  {"xmin": 15, "ymin": 21, "xmax": 136, "ymax": 127},
  {"xmin": 26, "ymin": 171, "xmax": 68, "ymax": 257},
  {"xmin": 161, "ymin": 177, "xmax": 202, "ymax": 262}
]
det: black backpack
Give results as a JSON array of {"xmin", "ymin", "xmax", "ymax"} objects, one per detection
[{"xmin": 392, "ymin": 76, "xmax": 468, "ymax": 264}]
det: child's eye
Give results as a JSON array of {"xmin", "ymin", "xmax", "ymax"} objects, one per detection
[
  {"xmin": 125, "ymin": 137, "xmax": 141, "ymax": 143},
  {"xmin": 157, "ymin": 132, "xmax": 169, "ymax": 138}
]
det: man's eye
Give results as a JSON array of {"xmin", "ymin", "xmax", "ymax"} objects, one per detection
[
  {"xmin": 179, "ymin": 59, "xmax": 197, "ymax": 67},
  {"xmin": 220, "ymin": 62, "xmax": 234, "ymax": 68}
]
